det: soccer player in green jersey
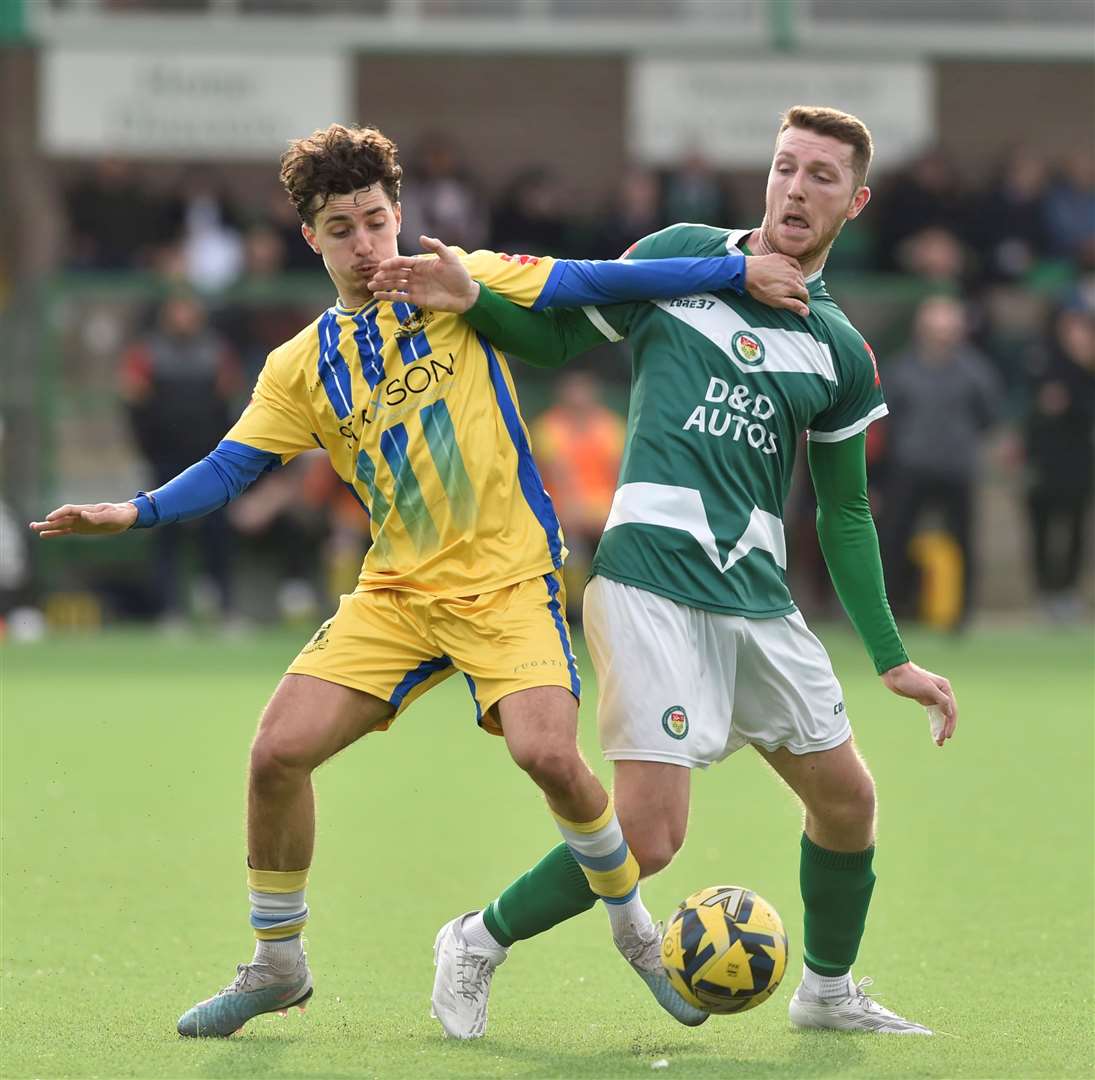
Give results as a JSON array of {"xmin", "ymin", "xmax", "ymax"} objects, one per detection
[{"xmin": 370, "ymin": 105, "xmax": 959, "ymax": 1036}]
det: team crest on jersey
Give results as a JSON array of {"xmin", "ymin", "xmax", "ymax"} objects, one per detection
[
  {"xmin": 661, "ymin": 705, "xmax": 689, "ymax": 740},
  {"xmin": 499, "ymin": 253, "xmax": 541, "ymax": 266},
  {"xmin": 731, "ymin": 330, "xmax": 765, "ymax": 366},
  {"xmin": 395, "ymin": 307, "xmax": 433, "ymax": 339},
  {"xmin": 301, "ymin": 619, "xmax": 332, "ymax": 653}
]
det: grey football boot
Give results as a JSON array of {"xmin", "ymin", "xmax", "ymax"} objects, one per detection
[{"xmin": 177, "ymin": 951, "xmax": 313, "ymax": 1037}]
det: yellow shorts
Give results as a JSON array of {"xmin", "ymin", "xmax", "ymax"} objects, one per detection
[{"xmin": 286, "ymin": 571, "xmax": 580, "ymax": 735}]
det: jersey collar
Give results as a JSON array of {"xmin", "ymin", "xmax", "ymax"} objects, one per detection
[
  {"xmin": 727, "ymin": 226, "xmax": 825, "ymax": 288},
  {"xmin": 333, "ymin": 296, "xmax": 380, "ymax": 317}
]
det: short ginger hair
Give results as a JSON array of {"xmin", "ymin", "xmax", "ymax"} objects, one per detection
[
  {"xmin": 778, "ymin": 105, "xmax": 874, "ymax": 188},
  {"xmin": 280, "ymin": 123, "xmax": 403, "ymax": 225}
]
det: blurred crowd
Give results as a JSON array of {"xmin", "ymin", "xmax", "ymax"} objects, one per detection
[{"xmin": 10, "ymin": 138, "xmax": 1092, "ymax": 633}]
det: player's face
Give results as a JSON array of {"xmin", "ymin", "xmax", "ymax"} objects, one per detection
[
  {"xmin": 302, "ymin": 187, "xmax": 401, "ymax": 306},
  {"xmin": 761, "ymin": 127, "xmax": 870, "ymax": 269}
]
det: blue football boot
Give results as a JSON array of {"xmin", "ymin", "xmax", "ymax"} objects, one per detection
[{"xmin": 177, "ymin": 952, "xmax": 313, "ymax": 1037}]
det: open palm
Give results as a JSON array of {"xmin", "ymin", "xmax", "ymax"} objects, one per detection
[{"xmin": 368, "ymin": 236, "xmax": 480, "ymax": 313}]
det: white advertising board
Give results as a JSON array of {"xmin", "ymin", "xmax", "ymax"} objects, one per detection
[
  {"xmin": 629, "ymin": 58, "xmax": 933, "ymax": 168},
  {"xmin": 41, "ymin": 47, "xmax": 351, "ymax": 159}
]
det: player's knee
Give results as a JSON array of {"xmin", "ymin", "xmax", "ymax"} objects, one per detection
[
  {"xmin": 815, "ymin": 775, "xmax": 876, "ymax": 835},
  {"xmin": 511, "ymin": 741, "xmax": 583, "ymax": 792},
  {"xmin": 629, "ymin": 832, "xmax": 680, "ymax": 878},
  {"xmin": 249, "ymin": 727, "xmax": 314, "ymax": 791}
]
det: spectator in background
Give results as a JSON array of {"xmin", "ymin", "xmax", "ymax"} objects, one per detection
[
  {"xmin": 589, "ymin": 166, "xmax": 664, "ymax": 260},
  {"xmin": 215, "ymin": 223, "xmax": 313, "ymax": 387},
  {"xmin": 491, "ymin": 167, "xmax": 571, "ymax": 255},
  {"xmin": 661, "ymin": 149, "xmax": 735, "ymax": 230},
  {"xmin": 1045, "ymin": 152, "xmax": 1095, "ymax": 260},
  {"xmin": 531, "ymin": 372, "xmax": 625, "ymax": 623},
  {"xmin": 265, "ymin": 185, "xmax": 320, "ymax": 271},
  {"xmin": 120, "ymin": 291, "xmax": 243, "ymax": 625},
  {"xmin": 879, "ymin": 294, "xmax": 1003, "ymax": 626},
  {"xmin": 968, "ymin": 148, "xmax": 1050, "ymax": 283},
  {"xmin": 64, "ymin": 159, "xmax": 172, "ymax": 270},
  {"xmin": 899, "ymin": 226, "xmax": 970, "ymax": 289},
  {"xmin": 873, "ymin": 147, "xmax": 968, "ymax": 272},
  {"xmin": 163, "ymin": 168, "xmax": 245, "ymax": 291},
  {"xmin": 399, "ymin": 135, "xmax": 489, "ymax": 254},
  {"xmin": 1021, "ymin": 305, "xmax": 1095, "ymax": 622}
]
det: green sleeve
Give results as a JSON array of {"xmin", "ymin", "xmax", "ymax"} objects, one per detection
[
  {"xmin": 808, "ymin": 434, "xmax": 909, "ymax": 675},
  {"xmin": 462, "ymin": 283, "xmax": 609, "ymax": 369}
]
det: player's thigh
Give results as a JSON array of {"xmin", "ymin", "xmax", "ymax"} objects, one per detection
[
  {"xmin": 731, "ymin": 610, "xmax": 850, "ymax": 756},
  {"xmin": 285, "ymin": 589, "xmax": 456, "ymax": 729},
  {"xmin": 613, "ymin": 760, "xmax": 691, "ymax": 876},
  {"xmin": 754, "ymin": 736, "xmax": 875, "ymax": 842},
  {"xmin": 583, "ymin": 575, "xmax": 736, "ymax": 769},
  {"xmin": 496, "ymin": 685, "xmax": 581, "ymax": 773},
  {"xmin": 431, "ymin": 571, "xmax": 581, "ymax": 736},
  {"xmin": 254, "ymin": 673, "xmax": 395, "ymax": 771}
]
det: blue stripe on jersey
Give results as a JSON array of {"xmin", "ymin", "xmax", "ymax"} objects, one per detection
[
  {"xmin": 544, "ymin": 574, "xmax": 581, "ymax": 698},
  {"xmin": 351, "ymin": 307, "xmax": 386, "ymax": 389},
  {"xmin": 317, "ymin": 310, "xmax": 353, "ymax": 419},
  {"xmin": 379, "ymin": 422, "xmax": 439, "ymax": 550},
  {"xmin": 463, "ymin": 673, "xmax": 483, "ymax": 725},
  {"xmin": 390, "ymin": 655, "xmax": 452, "ymax": 709},
  {"xmin": 392, "ymin": 302, "xmax": 433, "ymax": 365},
  {"xmin": 479, "ymin": 334, "xmax": 563, "ymax": 567}
]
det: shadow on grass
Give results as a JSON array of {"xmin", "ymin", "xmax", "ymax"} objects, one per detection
[{"xmin": 431, "ymin": 1027, "xmax": 868, "ymax": 1078}]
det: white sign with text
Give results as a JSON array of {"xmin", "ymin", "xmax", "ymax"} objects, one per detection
[
  {"xmin": 41, "ymin": 48, "xmax": 351, "ymax": 159},
  {"xmin": 629, "ymin": 58, "xmax": 933, "ymax": 168}
]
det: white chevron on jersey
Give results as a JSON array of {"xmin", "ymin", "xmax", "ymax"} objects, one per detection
[
  {"xmin": 654, "ymin": 295, "xmax": 837, "ymax": 383},
  {"xmin": 603, "ymin": 482, "xmax": 786, "ymax": 574}
]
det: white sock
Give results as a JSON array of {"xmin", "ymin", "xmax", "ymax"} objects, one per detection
[
  {"xmin": 460, "ymin": 911, "xmax": 506, "ymax": 955},
  {"xmin": 253, "ymin": 935, "xmax": 303, "ymax": 973},
  {"xmin": 605, "ymin": 891, "xmax": 657, "ymax": 943},
  {"xmin": 801, "ymin": 962, "xmax": 853, "ymax": 1001}
]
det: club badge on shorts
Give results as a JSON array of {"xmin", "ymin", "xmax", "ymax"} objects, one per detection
[{"xmin": 661, "ymin": 705, "xmax": 689, "ymax": 740}]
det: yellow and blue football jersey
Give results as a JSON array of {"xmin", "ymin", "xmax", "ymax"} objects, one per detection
[{"xmin": 226, "ymin": 250, "xmax": 565, "ymax": 597}]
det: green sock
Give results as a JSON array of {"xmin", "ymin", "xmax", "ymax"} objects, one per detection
[
  {"xmin": 800, "ymin": 832, "xmax": 876, "ymax": 977},
  {"xmin": 483, "ymin": 843, "xmax": 597, "ymax": 947}
]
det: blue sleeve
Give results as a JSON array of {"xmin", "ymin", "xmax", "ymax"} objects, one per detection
[
  {"xmin": 531, "ymin": 254, "xmax": 745, "ymax": 311},
  {"xmin": 130, "ymin": 439, "xmax": 283, "ymax": 528}
]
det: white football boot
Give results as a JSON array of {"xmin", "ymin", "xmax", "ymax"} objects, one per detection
[
  {"xmin": 615, "ymin": 921, "xmax": 709, "ymax": 1027},
  {"xmin": 430, "ymin": 912, "xmax": 507, "ymax": 1039},
  {"xmin": 789, "ymin": 975, "xmax": 932, "ymax": 1034}
]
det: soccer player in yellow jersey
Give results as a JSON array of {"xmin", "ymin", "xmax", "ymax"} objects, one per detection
[{"xmin": 31, "ymin": 123, "xmax": 808, "ymax": 1039}]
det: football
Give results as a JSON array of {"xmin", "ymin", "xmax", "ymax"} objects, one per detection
[{"xmin": 661, "ymin": 885, "xmax": 788, "ymax": 1015}]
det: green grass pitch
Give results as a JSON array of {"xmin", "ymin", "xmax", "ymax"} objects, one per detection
[{"xmin": 3, "ymin": 624, "xmax": 1092, "ymax": 1078}]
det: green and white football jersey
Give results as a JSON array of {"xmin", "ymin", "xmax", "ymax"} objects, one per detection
[{"xmin": 587, "ymin": 223, "xmax": 887, "ymax": 618}]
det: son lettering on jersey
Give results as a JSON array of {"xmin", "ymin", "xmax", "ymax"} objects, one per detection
[
  {"xmin": 359, "ymin": 354, "xmax": 457, "ymax": 425},
  {"xmin": 681, "ymin": 376, "xmax": 778, "ymax": 455}
]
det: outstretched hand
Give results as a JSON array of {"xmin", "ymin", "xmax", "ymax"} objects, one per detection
[
  {"xmin": 29, "ymin": 502, "xmax": 137, "ymax": 539},
  {"xmin": 367, "ymin": 236, "xmax": 480, "ymax": 313},
  {"xmin": 744, "ymin": 253, "xmax": 810, "ymax": 318},
  {"xmin": 881, "ymin": 661, "xmax": 958, "ymax": 746}
]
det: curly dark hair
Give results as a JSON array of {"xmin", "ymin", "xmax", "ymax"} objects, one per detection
[{"xmin": 280, "ymin": 123, "xmax": 403, "ymax": 226}]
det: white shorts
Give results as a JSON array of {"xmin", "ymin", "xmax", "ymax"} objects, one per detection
[{"xmin": 583, "ymin": 576, "xmax": 851, "ymax": 769}]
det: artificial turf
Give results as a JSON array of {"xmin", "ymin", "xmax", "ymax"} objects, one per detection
[{"xmin": 3, "ymin": 624, "xmax": 1092, "ymax": 1078}]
